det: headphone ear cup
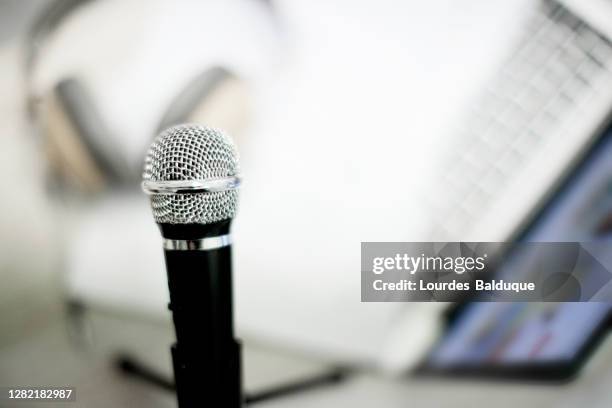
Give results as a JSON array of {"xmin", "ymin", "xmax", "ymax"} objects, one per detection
[
  {"xmin": 157, "ymin": 67, "xmax": 251, "ymax": 140},
  {"xmin": 41, "ymin": 78, "xmax": 131, "ymax": 193}
]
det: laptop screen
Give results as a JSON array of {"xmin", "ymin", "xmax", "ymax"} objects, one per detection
[{"xmin": 427, "ymin": 129, "xmax": 612, "ymax": 367}]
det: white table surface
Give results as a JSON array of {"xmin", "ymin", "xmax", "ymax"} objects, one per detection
[{"xmin": 1, "ymin": 311, "xmax": 612, "ymax": 408}]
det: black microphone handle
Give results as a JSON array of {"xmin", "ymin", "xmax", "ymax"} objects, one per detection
[{"xmin": 160, "ymin": 221, "xmax": 242, "ymax": 408}]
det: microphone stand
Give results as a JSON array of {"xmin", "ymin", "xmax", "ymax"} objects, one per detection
[{"xmin": 115, "ymin": 354, "xmax": 350, "ymax": 405}]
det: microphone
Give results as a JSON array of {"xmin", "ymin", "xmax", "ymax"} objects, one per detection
[{"xmin": 142, "ymin": 124, "xmax": 242, "ymax": 407}]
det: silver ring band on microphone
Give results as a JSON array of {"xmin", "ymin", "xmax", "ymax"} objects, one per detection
[
  {"xmin": 142, "ymin": 176, "xmax": 241, "ymax": 195},
  {"xmin": 163, "ymin": 234, "xmax": 232, "ymax": 251}
]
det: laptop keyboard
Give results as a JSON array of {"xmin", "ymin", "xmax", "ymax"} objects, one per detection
[{"xmin": 427, "ymin": 1, "xmax": 612, "ymax": 238}]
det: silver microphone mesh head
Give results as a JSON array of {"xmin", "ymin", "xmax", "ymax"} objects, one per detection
[{"xmin": 143, "ymin": 124, "xmax": 239, "ymax": 224}]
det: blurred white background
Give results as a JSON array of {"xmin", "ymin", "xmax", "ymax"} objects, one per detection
[{"xmin": 0, "ymin": 0, "xmax": 531, "ymax": 356}]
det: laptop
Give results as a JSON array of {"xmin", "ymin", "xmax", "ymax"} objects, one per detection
[
  {"xmin": 379, "ymin": 0, "xmax": 612, "ymax": 373},
  {"xmin": 420, "ymin": 116, "xmax": 612, "ymax": 380}
]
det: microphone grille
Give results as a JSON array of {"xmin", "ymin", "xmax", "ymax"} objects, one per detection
[{"xmin": 143, "ymin": 124, "xmax": 239, "ymax": 224}]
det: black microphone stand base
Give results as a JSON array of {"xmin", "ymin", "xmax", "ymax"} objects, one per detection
[{"xmin": 116, "ymin": 353, "xmax": 350, "ymax": 406}]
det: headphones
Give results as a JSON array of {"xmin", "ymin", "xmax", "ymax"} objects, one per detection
[{"xmin": 25, "ymin": 0, "xmax": 280, "ymax": 194}]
